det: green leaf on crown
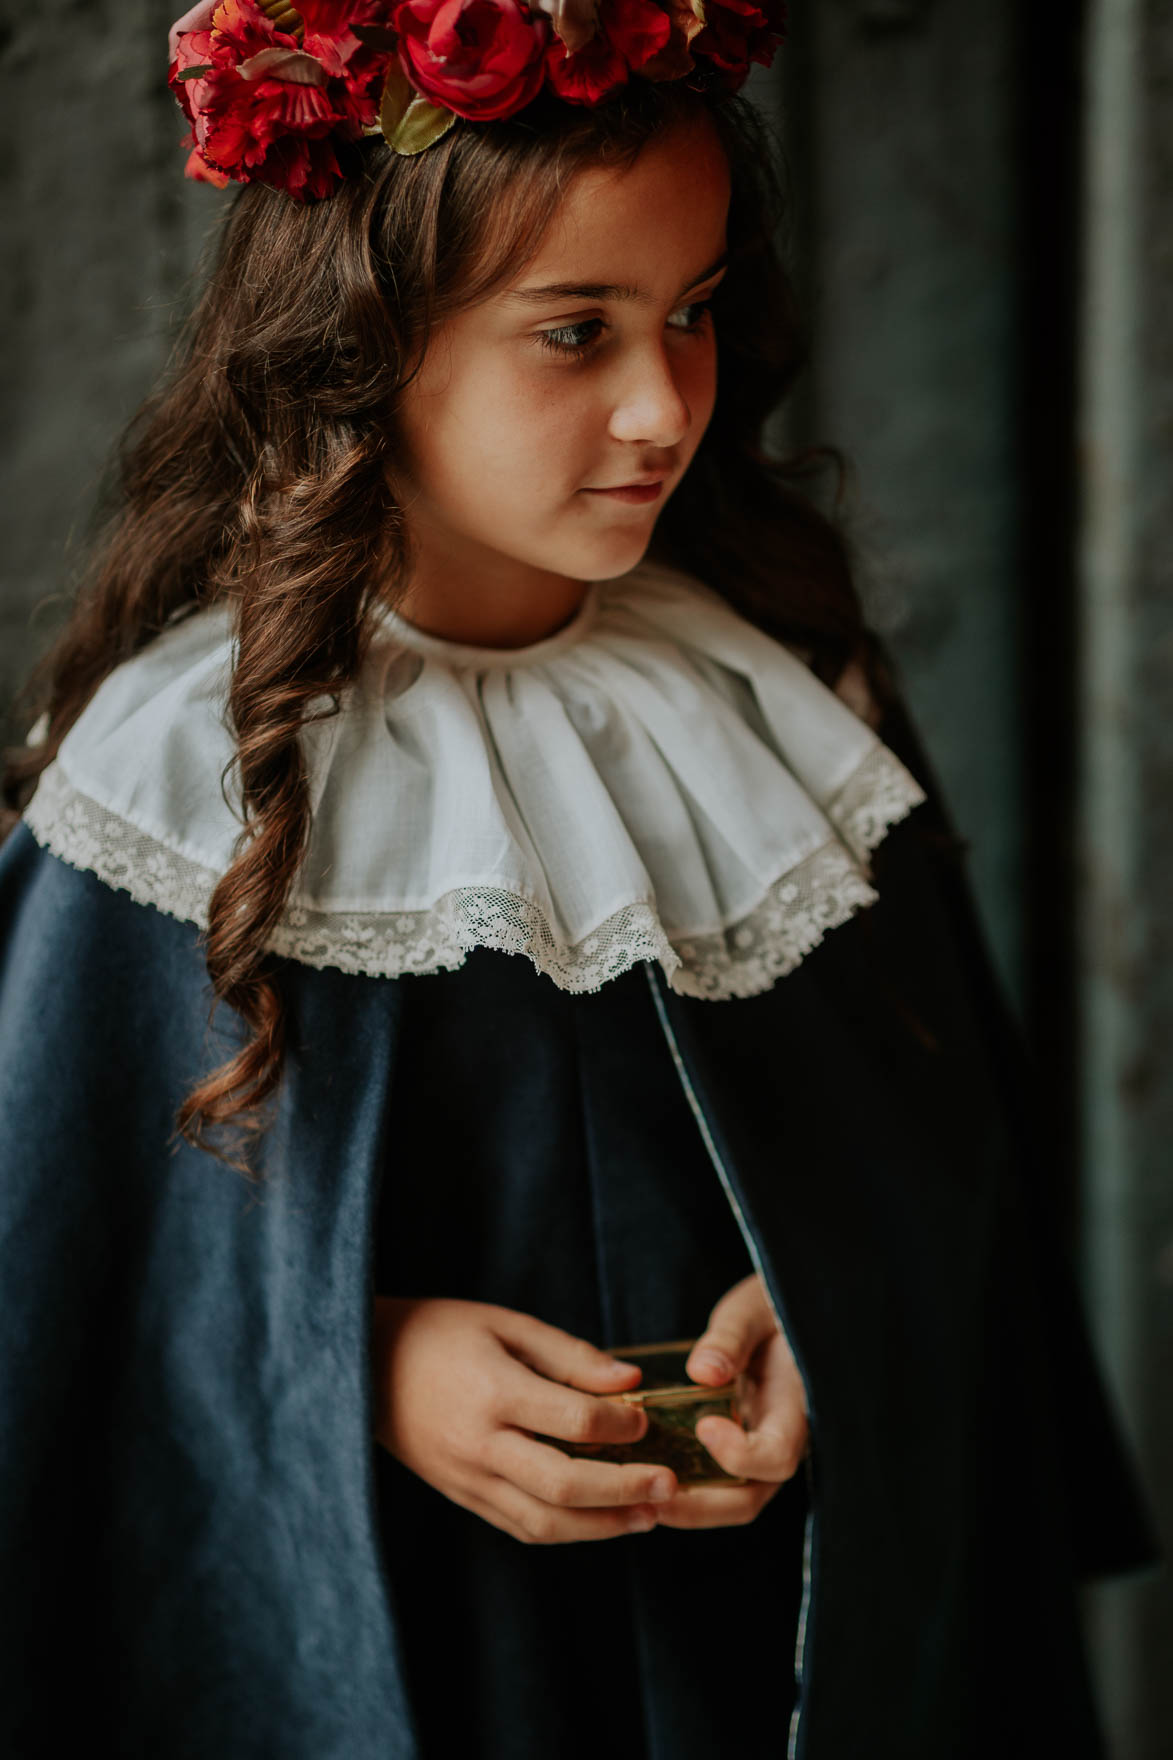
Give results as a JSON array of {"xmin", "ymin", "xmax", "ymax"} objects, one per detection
[
  {"xmin": 388, "ymin": 96, "xmax": 458, "ymax": 156},
  {"xmin": 370, "ymin": 60, "xmax": 415, "ymax": 141}
]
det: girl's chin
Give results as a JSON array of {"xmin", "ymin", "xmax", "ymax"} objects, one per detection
[
  {"xmin": 555, "ymin": 519, "xmax": 657, "ymax": 576},
  {"xmin": 559, "ymin": 543, "xmax": 652, "ymax": 584}
]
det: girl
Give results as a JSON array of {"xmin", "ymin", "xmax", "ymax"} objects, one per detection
[{"xmin": 0, "ymin": 3, "xmax": 1156, "ymax": 1755}]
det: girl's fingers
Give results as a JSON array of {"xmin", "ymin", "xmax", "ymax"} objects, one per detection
[
  {"xmin": 685, "ymin": 1274, "xmax": 777, "ymax": 1386},
  {"xmin": 486, "ymin": 1428, "xmax": 677, "ymax": 1509},
  {"xmin": 492, "ymin": 1308, "xmax": 644, "ymax": 1394},
  {"xmin": 477, "ymin": 1473, "xmax": 661, "ymax": 1545},
  {"xmin": 694, "ymin": 1410, "xmax": 808, "ymax": 1484},
  {"xmin": 651, "ymin": 1479, "xmax": 782, "ymax": 1530},
  {"xmin": 495, "ymin": 1357, "xmax": 650, "ymax": 1449},
  {"xmin": 688, "ymin": 1298, "xmax": 810, "ymax": 1484}
]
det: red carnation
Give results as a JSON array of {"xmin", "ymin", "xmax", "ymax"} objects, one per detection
[
  {"xmin": 544, "ymin": 0, "xmax": 670, "ymax": 103},
  {"xmin": 168, "ymin": 0, "xmax": 392, "ymax": 201},
  {"xmin": 391, "ymin": 0, "xmax": 549, "ymax": 122},
  {"xmin": 690, "ymin": 0, "xmax": 786, "ymax": 90},
  {"xmin": 299, "ymin": 0, "xmax": 391, "ymax": 77}
]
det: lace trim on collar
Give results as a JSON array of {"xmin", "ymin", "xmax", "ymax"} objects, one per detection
[{"xmin": 24, "ymin": 743, "xmax": 919, "ymax": 998}]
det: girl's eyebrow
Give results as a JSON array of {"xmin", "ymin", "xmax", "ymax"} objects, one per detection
[{"xmin": 504, "ymin": 249, "xmax": 729, "ymax": 306}]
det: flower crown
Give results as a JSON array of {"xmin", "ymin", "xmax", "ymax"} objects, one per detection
[{"xmin": 168, "ymin": 0, "xmax": 787, "ymax": 201}]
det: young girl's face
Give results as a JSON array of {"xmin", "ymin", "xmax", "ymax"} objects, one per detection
[{"xmin": 393, "ymin": 115, "xmax": 731, "ymax": 603}]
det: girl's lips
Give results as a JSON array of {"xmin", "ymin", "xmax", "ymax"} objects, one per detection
[{"xmin": 581, "ymin": 481, "xmax": 665, "ymax": 505}]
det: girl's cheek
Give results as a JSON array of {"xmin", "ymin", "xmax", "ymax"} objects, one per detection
[
  {"xmin": 513, "ymin": 388, "xmax": 604, "ymax": 466},
  {"xmin": 683, "ymin": 344, "xmax": 719, "ymax": 415}
]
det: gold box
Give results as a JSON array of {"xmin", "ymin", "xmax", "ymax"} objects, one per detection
[{"xmin": 536, "ymin": 1338, "xmax": 748, "ymax": 1488}]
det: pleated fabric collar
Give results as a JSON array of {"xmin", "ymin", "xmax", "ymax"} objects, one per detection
[{"xmin": 22, "ymin": 559, "xmax": 926, "ymax": 998}]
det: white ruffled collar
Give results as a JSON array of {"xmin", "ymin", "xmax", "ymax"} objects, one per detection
[{"xmin": 23, "ymin": 559, "xmax": 926, "ymax": 999}]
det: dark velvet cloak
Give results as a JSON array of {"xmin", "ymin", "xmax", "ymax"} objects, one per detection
[{"xmin": 0, "ymin": 696, "xmax": 1157, "ymax": 1759}]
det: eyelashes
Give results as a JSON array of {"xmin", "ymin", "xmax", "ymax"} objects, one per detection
[{"xmin": 535, "ymin": 299, "xmax": 715, "ymax": 361}]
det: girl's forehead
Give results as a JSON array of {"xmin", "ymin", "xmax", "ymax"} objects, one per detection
[
  {"xmin": 502, "ymin": 130, "xmax": 731, "ymax": 286},
  {"xmin": 500, "ymin": 244, "xmax": 730, "ymax": 310}
]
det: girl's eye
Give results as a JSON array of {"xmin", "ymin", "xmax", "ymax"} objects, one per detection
[
  {"xmin": 666, "ymin": 299, "xmax": 714, "ymax": 333},
  {"xmin": 535, "ymin": 299, "xmax": 714, "ymax": 360}
]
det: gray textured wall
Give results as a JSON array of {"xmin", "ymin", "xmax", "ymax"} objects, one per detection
[
  {"xmin": 1077, "ymin": 1, "xmax": 1173, "ymax": 1748},
  {"xmin": 769, "ymin": 5, "xmax": 1172, "ymax": 1752},
  {"xmin": 3, "ymin": 3, "xmax": 1170, "ymax": 1753},
  {"xmin": 779, "ymin": 1, "xmax": 1025, "ymax": 1005},
  {"xmin": 1, "ymin": 0, "xmax": 214, "ymax": 736}
]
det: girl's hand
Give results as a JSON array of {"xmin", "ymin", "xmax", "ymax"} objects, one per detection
[
  {"xmin": 372, "ymin": 1296, "xmax": 680, "ymax": 1545},
  {"xmin": 655, "ymin": 1272, "xmax": 810, "ymax": 1530}
]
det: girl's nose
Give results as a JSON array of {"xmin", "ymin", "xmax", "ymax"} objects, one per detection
[{"xmin": 606, "ymin": 345, "xmax": 692, "ymax": 449}]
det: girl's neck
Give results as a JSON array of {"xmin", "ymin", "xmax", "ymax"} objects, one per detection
[{"xmin": 395, "ymin": 568, "xmax": 594, "ymax": 649}]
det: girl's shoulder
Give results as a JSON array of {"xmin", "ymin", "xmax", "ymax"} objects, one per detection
[
  {"xmin": 18, "ymin": 563, "xmax": 925, "ymax": 1000},
  {"xmin": 20, "ymin": 601, "xmax": 243, "ymax": 939}
]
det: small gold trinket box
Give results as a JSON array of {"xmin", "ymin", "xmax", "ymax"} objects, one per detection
[{"xmin": 538, "ymin": 1339, "xmax": 748, "ymax": 1488}]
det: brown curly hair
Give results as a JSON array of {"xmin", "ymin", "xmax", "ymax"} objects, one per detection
[{"xmin": 2, "ymin": 78, "xmax": 899, "ymax": 1173}]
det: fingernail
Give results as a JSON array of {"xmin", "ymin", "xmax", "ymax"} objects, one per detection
[
  {"xmin": 627, "ymin": 1508, "xmax": 656, "ymax": 1533},
  {"xmin": 648, "ymin": 1475, "xmax": 675, "ymax": 1501},
  {"xmin": 691, "ymin": 1349, "xmax": 733, "ymax": 1380}
]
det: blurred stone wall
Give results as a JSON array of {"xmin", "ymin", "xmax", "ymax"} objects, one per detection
[
  {"xmin": 767, "ymin": 5, "xmax": 1171, "ymax": 1750},
  {"xmin": 1, "ymin": 0, "xmax": 218, "ymax": 744},
  {"xmin": 1074, "ymin": 2, "xmax": 1173, "ymax": 1748}
]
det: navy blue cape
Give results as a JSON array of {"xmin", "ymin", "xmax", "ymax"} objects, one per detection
[{"xmin": 0, "ymin": 695, "xmax": 1157, "ymax": 1758}]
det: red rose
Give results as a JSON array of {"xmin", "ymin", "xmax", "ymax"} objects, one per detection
[
  {"xmin": 545, "ymin": 0, "xmax": 670, "ymax": 103},
  {"xmin": 392, "ymin": 0, "xmax": 549, "ymax": 122},
  {"xmin": 690, "ymin": 0, "xmax": 786, "ymax": 89},
  {"xmin": 168, "ymin": 0, "xmax": 392, "ymax": 200}
]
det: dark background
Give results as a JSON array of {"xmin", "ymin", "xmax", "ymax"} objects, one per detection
[{"xmin": 2, "ymin": 2, "xmax": 1170, "ymax": 1750}]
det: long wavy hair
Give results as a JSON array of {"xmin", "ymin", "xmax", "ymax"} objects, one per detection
[{"xmin": 2, "ymin": 78, "xmax": 903, "ymax": 1173}]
